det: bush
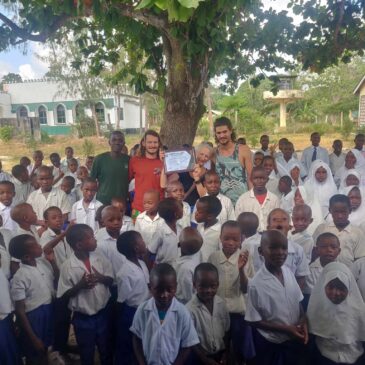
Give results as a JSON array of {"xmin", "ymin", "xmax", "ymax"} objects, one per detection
[
  {"xmin": 0, "ymin": 126, "xmax": 13, "ymax": 142},
  {"xmin": 73, "ymin": 117, "xmax": 96, "ymax": 137},
  {"xmin": 196, "ymin": 117, "xmax": 211, "ymax": 140},
  {"xmin": 40, "ymin": 130, "xmax": 55, "ymax": 144},
  {"xmin": 82, "ymin": 139, "xmax": 96, "ymax": 157},
  {"xmin": 341, "ymin": 119, "xmax": 354, "ymax": 140}
]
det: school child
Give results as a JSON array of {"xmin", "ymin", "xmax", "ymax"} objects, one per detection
[
  {"xmin": 351, "ymin": 256, "xmax": 365, "ymax": 301},
  {"xmin": 58, "ymin": 224, "xmax": 114, "ymax": 365},
  {"xmin": 175, "ymin": 227, "xmax": 203, "ymax": 304},
  {"xmin": 115, "ymin": 231, "xmax": 150, "ymax": 365},
  {"xmin": 75, "ymin": 165, "xmax": 89, "ymax": 200},
  {"xmin": 0, "ymin": 215, "xmax": 13, "ymax": 279},
  {"xmin": 61, "ymin": 146, "xmax": 79, "ymax": 170},
  {"xmin": 148, "ymin": 197, "xmax": 183, "ymax": 266},
  {"xmin": 275, "ymin": 141, "xmax": 307, "ymax": 179},
  {"xmin": 289, "ymin": 204, "xmax": 314, "ymax": 262},
  {"xmin": 10, "ymin": 234, "xmax": 57, "ymax": 364},
  {"xmin": 253, "ymin": 151, "xmax": 264, "ymax": 167},
  {"xmin": 95, "ymin": 204, "xmax": 106, "ymax": 230},
  {"xmin": 208, "ymin": 220, "xmax": 255, "ymax": 362},
  {"xmin": 313, "ymin": 194, "xmax": 365, "ymax": 268},
  {"xmin": 186, "ymin": 263, "xmax": 230, "ymax": 365},
  {"xmin": 85, "ymin": 156, "xmax": 94, "ymax": 174},
  {"xmin": 11, "ymin": 202, "xmax": 40, "ymax": 240},
  {"xmin": 70, "ymin": 177, "xmax": 103, "ymax": 232},
  {"xmin": 307, "ymin": 262, "xmax": 365, "ymax": 365},
  {"xmin": 60, "ymin": 175, "xmax": 78, "ymax": 207},
  {"xmin": 0, "ymin": 180, "xmax": 17, "ymax": 230},
  {"xmin": 245, "ymin": 230, "xmax": 308, "ymax": 365},
  {"xmin": 339, "ymin": 170, "xmax": 361, "ymax": 193},
  {"xmin": 342, "ymin": 185, "xmax": 365, "ymax": 227},
  {"xmin": 111, "ymin": 196, "xmax": 134, "ymax": 233},
  {"xmin": 27, "ymin": 166, "xmax": 71, "ymax": 223},
  {"xmin": 257, "ymin": 134, "xmax": 271, "ymax": 156},
  {"xmin": 130, "ymin": 263, "xmax": 200, "ymax": 364},
  {"xmin": 195, "ymin": 195, "xmax": 222, "ymax": 262},
  {"xmin": 263, "ymin": 155, "xmax": 281, "ymax": 197},
  {"xmin": 49, "ymin": 152, "xmax": 66, "ymax": 187},
  {"xmin": 0, "ymin": 266, "xmax": 19, "ymax": 364},
  {"xmin": 11, "ymin": 164, "xmax": 33, "ymax": 205},
  {"xmin": 20, "ymin": 155, "xmax": 32, "ymax": 173},
  {"xmin": 278, "ymin": 175, "xmax": 295, "ymax": 215},
  {"xmin": 65, "ymin": 158, "xmax": 80, "ymax": 182},
  {"xmin": 0, "ymin": 160, "xmax": 11, "ymax": 182},
  {"xmin": 134, "ymin": 190, "xmax": 162, "ymax": 248},
  {"xmin": 166, "ymin": 180, "xmax": 191, "ymax": 229},
  {"xmin": 329, "ymin": 139, "xmax": 345, "ymax": 176},
  {"xmin": 29, "ymin": 150, "xmax": 44, "ymax": 178},
  {"xmin": 235, "ymin": 166, "xmax": 280, "ymax": 231}
]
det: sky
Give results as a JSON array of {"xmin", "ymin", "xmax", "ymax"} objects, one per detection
[{"xmin": 0, "ymin": 0, "xmax": 292, "ymax": 80}]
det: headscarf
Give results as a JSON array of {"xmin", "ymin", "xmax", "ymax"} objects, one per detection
[
  {"xmin": 339, "ymin": 169, "xmax": 361, "ymax": 192},
  {"xmin": 343, "ymin": 185, "xmax": 365, "ymax": 227},
  {"xmin": 308, "ymin": 262, "xmax": 365, "ymax": 344}
]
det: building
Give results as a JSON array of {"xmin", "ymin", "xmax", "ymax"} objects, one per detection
[
  {"xmin": 353, "ymin": 75, "xmax": 365, "ymax": 126},
  {"xmin": 0, "ymin": 79, "xmax": 146, "ymax": 136}
]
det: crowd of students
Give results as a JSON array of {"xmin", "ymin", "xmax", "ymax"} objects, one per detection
[{"xmin": 0, "ymin": 122, "xmax": 365, "ymax": 365}]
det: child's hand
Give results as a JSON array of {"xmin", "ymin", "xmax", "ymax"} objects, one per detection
[
  {"xmin": 91, "ymin": 266, "xmax": 105, "ymax": 284},
  {"xmin": 286, "ymin": 324, "xmax": 307, "ymax": 343},
  {"xmin": 297, "ymin": 322, "xmax": 309, "ymax": 344},
  {"xmin": 65, "ymin": 220, "xmax": 76, "ymax": 233},
  {"xmin": 44, "ymin": 249, "xmax": 55, "ymax": 263},
  {"xmin": 238, "ymin": 250, "xmax": 249, "ymax": 270},
  {"xmin": 36, "ymin": 219, "xmax": 46, "ymax": 227},
  {"xmin": 78, "ymin": 273, "xmax": 96, "ymax": 290}
]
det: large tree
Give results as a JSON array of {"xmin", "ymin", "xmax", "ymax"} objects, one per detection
[{"xmin": 0, "ymin": 0, "xmax": 364, "ymax": 145}]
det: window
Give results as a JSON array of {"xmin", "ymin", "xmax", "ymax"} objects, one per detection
[
  {"xmin": 18, "ymin": 106, "xmax": 28, "ymax": 118},
  {"xmin": 95, "ymin": 102, "xmax": 105, "ymax": 123},
  {"xmin": 56, "ymin": 104, "xmax": 66, "ymax": 124},
  {"xmin": 119, "ymin": 107, "xmax": 124, "ymax": 121},
  {"xmin": 38, "ymin": 106, "xmax": 47, "ymax": 125}
]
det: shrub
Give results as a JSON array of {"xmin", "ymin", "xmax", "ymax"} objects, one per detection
[
  {"xmin": 40, "ymin": 130, "xmax": 55, "ymax": 144},
  {"xmin": 0, "ymin": 126, "xmax": 13, "ymax": 142},
  {"xmin": 82, "ymin": 138, "xmax": 96, "ymax": 157}
]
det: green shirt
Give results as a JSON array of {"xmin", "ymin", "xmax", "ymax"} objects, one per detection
[{"xmin": 90, "ymin": 152, "xmax": 129, "ymax": 204}]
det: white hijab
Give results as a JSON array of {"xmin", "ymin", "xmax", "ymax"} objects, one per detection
[
  {"xmin": 339, "ymin": 169, "xmax": 361, "ymax": 192},
  {"xmin": 308, "ymin": 262, "xmax": 365, "ymax": 344},
  {"xmin": 343, "ymin": 185, "xmax": 365, "ymax": 227}
]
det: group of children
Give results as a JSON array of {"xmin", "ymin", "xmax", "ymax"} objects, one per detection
[{"xmin": 0, "ymin": 137, "xmax": 365, "ymax": 365}]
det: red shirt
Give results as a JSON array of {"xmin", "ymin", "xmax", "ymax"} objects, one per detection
[
  {"xmin": 255, "ymin": 193, "xmax": 267, "ymax": 205},
  {"xmin": 129, "ymin": 156, "xmax": 164, "ymax": 211}
]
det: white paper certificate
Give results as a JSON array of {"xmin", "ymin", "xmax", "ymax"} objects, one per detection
[{"xmin": 164, "ymin": 148, "xmax": 195, "ymax": 173}]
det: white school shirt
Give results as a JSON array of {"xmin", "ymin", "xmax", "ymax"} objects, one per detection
[
  {"xmin": 301, "ymin": 145, "xmax": 329, "ymax": 172},
  {"xmin": 14, "ymin": 225, "xmax": 40, "ymax": 242},
  {"xmin": 10, "ymin": 258, "xmax": 54, "ymax": 312},
  {"xmin": 149, "ymin": 221, "xmax": 180, "ymax": 265},
  {"xmin": 57, "ymin": 251, "xmax": 112, "ymax": 315},
  {"xmin": 0, "ymin": 269, "xmax": 12, "ymax": 320},
  {"xmin": 175, "ymin": 251, "xmax": 202, "ymax": 304},
  {"xmin": 241, "ymin": 233, "xmax": 262, "ymax": 273},
  {"xmin": 197, "ymin": 221, "xmax": 221, "ymax": 262},
  {"xmin": 288, "ymin": 230, "xmax": 314, "ymax": 263},
  {"xmin": 0, "ymin": 171, "xmax": 11, "ymax": 182},
  {"xmin": 0, "ymin": 202, "xmax": 17, "ymax": 231},
  {"xmin": 313, "ymin": 223, "xmax": 365, "ymax": 267},
  {"xmin": 40, "ymin": 228, "xmax": 73, "ymax": 268},
  {"xmin": 283, "ymin": 239, "xmax": 310, "ymax": 277},
  {"xmin": 279, "ymin": 190, "xmax": 295, "ymax": 215},
  {"xmin": 70, "ymin": 198, "xmax": 103, "ymax": 232},
  {"xmin": 65, "ymin": 190, "xmax": 78, "ymax": 208},
  {"xmin": 116, "ymin": 259, "xmax": 150, "ymax": 307},
  {"xmin": 266, "ymin": 175, "xmax": 281, "ymax": 198},
  {"xmin": 52, "ymin": 165, "xmax": 68, "ymax": 187},
  {"xmin": 186, "ymin": 294, "xmax": 230, "ymax": 354},
  {"xmin": 303, "ymin": 258, "xmax": 324, "ymax": 295},
  {"xmin": 135, "ymin": 212, "xmax": 162, "ymax": 249},
  {"xmin": 120, "ymin": 215, "xmax": 134, "ymax": 234},
  {"xmin": 177, "ymin": 201, "xmax": 191, "ymax": 229},
  {"xmin": 130, "ymin": 297, "xmax": 200, "ymax": 365},
  {"xmin": 95, "ymin": 227, "xmax": 126, "ymax": 277},
  {"xmin": 245, "ymin": 264, "xmax": 303, "ymax": 343},
  {"xmin": 0, "ymin": 227, "xmax": 13, "ymax": 279},
  {"xmin": 329, "ymin": 152, "xmax": 345, "ymax": 176},
  {"xmin": 235, "ymin": 189, "xmax": 280, "ymax": 232},
  {"xmin": 208, "ymin": 249, "xmax": 254, "ymax": 314},
  {"xmin": 276, "ymin": 156, "xmax": 307, "ymax": 179},
  {"xmin": 11, "ymin": 177, "xmax": 33, "ymax": 205},
  {"xmin": 351, "ymin": 256, "xmax": 365, "ymax": 301},
  {"xmin": 27, "ymin": 187, "xmax": 71, "ymax": 220}
]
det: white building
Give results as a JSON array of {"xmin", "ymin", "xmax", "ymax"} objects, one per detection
[{"xmin": 0, "ymin": 79, "xmax": 146, "ymax": 135}]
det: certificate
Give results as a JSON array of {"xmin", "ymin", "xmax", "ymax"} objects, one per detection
[{"xmin": 164, "ymin": 148, "xmax": 196, "ymax": 174}]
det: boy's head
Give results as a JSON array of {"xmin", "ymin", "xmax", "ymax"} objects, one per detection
[
  {"xmin": 111, "ymin": 197, "xmax": 127, "ymax": 216},
  {"xmin": 193, "ymin": 263, "xmax": 219, "ymax": 304},
  {"xmin": 250, "ymin": 166, "xmax": 268, "ymax": 192},
  {"xmin": 0, "ymin": 181, "xmax": 15, "ymax": 206},
  {"xmin": 158, "ymin": 197, "xmax": 183, "ymax": 223},
  {"xmin": 278, "ymin": 137, "xmax": 289, "ymax": 151},
  {"xmin": 11, "ymin": 203, "xmax": 38, "ymax": 225},
  {"xmin": 311, "ymin": 132, "xmax": 321, "ymax": 147},
  {"xmin": 332, "ymin": 139, "xmax": 342, "ymax": 154},
  {"xmin": 263, "ymin": 156, "xmax": 275, "ymax": 176},
  {"xmin": 65, "ymin": 147, "xmax": 74, "ymax": 159},
  {"xmin": 166, "ymin": 180, "xmax": 185, "ymax": 202},
  {"xmin": 101, "ymin": 206, "xmax": 123, "ymax": 235},
  {"xmin": 85, "ymin": 156, "xmax": 94, "ymax": 171},
  {"xmin": 259, "ymin": 230, "xmax": 288, "ymax": 269},
  {"xmin": 237, "ymin": 212, "xmax": 259, "ymax": 237},
  {"xmin": 143, "ymin": 190, "xmax": 160, "ymax": 215},
  {"xmin": 44, "ymin": 206, "xmax": 63, "ymax": 232},
  {"xmin": 77, "ymin": 166, "xmax": 89, "ymax": 182},
  {"xmin": 260, "ymin": 134, "xmax": 269, "ymax": 149},
  {"xmin": 9, "ymin": 234, "xmax": 42, "ymax": 262},
  {"xmin": 195, "ymin": 195, "xmax": 222, "ymax": 224},
  {"xmin": 149, "ymin": 263, "xmax": 177, "ymax": 310},
  {"xmin": 347, "ymin": 186, "xmax": 361, "ymax": 211},
  {"xmin": 66, "ymin": 224, "xmax": 96, "ymax": 252},
  {"xmin": 282, "ymin": 141, "xmax": 294, "ymax": 160},
  {"xmin": 31, "ymin": 175, "xmax": 40, "ymax": 190},
  {"xmin": 278, "ymin": 175, "xmax": 292, "ymax": 195},
  {"xmin": 32, "ymin": 150, "xmax": 44, "ymax": 164},
  {"xmin": 37, "ymin": 166, "xmax": 54, "ymax": 192},
  {"xmin": 220, "ymin": 220, "xmax": 242, "ymax": 257},
  {"xmin": 12, "ymin": 164, "xmax": 29, "ymax": 183},
  {"xmin": 81, "ymin": 177, "xmax": 98, "ymax": 203},
  {"xmin": 179, "ymin": 227, "xmax": 203, "ymax": 256},
  {"xmin": 49, "ymin": 153, "xmax": 61, "ymax": 167},
  {"xmin": 267, "ymin": 208, "xmax": 291, "ymax": 236},
  {"xmin": 254, "ymin": 151, "xmax": 264, "ymax": 167},
  {"xmin": 237, "ymin": 137, "xmax": 246, "ymax": 145},
  {"xmin": 329, "ymin": 194, "xmax": 351, "ymax": 228},
  {"xmin": 202, "ymin": 170, "xmax": 221, "ymax": 196},
  {"xmin": 20, "ymin": 156, "xmax": 31, "ymax": 168},
  {"xmin": 117, "ymin": 230, "xmax": 146, "ymax": 259},
  {"xmin": 61, "ymin": 175, "xmax": 75, "ymax": 194},
  {"xmin": 315, "ymin": 232, "xmax": 341, "ymax": 266},
  {"xmin": 354, "ymin": 133, "xmax": 365, "ymax": 150},
  {"xmin": 67, "ymin": 158, "xmax": 78, "ymax": 173},
  {"xmin": 292, "ymin": 204, "xmax": 312, "ymax": 233}
]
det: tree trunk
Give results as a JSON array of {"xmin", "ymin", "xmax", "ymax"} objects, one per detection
[{"xmin": 90, "ymin": 103, "xmax": 101, "ymax": 138}]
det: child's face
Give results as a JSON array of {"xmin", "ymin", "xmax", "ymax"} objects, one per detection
[
  {"xmin": 18, "ymin": 170, "xmax": 29, "ymax": 183},
  {"xmin": 0, "ymin": 185, "xmax": 15, "ymax": 206},
  {"xmin": 333, "ymin": 141, "xmax": 342, "ymax": 153},
  {"xmin": 150, "ymin": 274, "xmax": 177, "ymax": 311},
  {"xmin": 254, "ymin": 154, "xmax": 264, "ymax": 167},
  {"xmin": 267, "ymin": 210, "xmax": 291, "ymax": 236},
  {"xmin": 348, "ymin": 188, "xmax": 361, "ymax": 211},
  {"xmin": 60, "ymin": 180, "xmax": 74, "ymax": 194},
  {"xmin": 251, "ymin": 170, "xmax": 268, "ymax": 191},
  {"xmin": 316, "ymin": 237, "xmax": 340, "ymax": 265},
  {"xmin": 260, "ymin": 136, "xmax": 269, "ymax": 149},
  {"xmin": 325, "ymin": 278, "xmax": 348, "ymax": 305},
  {"xmin": 65, "ymin": 148, "xmax": 74, "ymax": 159},
  {"xmin": 278, "ymin": 179, "xmax": 290, "ymax": 194},
  {"xmin": 77, "ymin": 167, "xmax": 89, "ymax": 181},
  {"xmin": 315, "ymin": 166, "xmax": 327, "ymax": 183},
  {"xmin": 292, "ymin": 211, "xmax": 312, "ymax": 232},
  {"xmin": 103, "ymin": 211, "xmax": 123, "ymax": 235},
  {"xmin": 31, "ymin": 176, "xmax": 40, "ymax": 190},
  {"xmin": 168, "ymin": 184, "xmax": 185, "ymax": 201},
  {"xmin": 260, "ymin": 236, "xmax": 288, "ymax": 269},
  {"xmin": 68, "ymin": 161, "xmax": 78, "ymax": 173},
  {"xmin": 38, "ymin": 171, "xmax": 53, "ymax": 191},
  {"xmin": 354, "ymin": 135, "xmax": 365, "ymax": 150},
  {"xmin": 330, "ymin": 202, "xmax": 350, "ymax": 227},
  {"xmin": 346, "ymin": 174, "xmax": 359, "ymax": 187},
  {"xmin": 143, "ymin": 193, "xmax": 159, "ymax": 214},
  {"xmin": 45, "ymin": 209, "xmax": 63, "ymax": 231},
  {"xmin": 290, "ymin": 166, "xmax": 300, "ymax": 181},
  {"xmin": 194, "ymin": 202, "xmax": 209, "ymax": 223},
  {"xmin": 282, "ymin": 144, "xmax": 293, "ymax": 159},
  {"xmin": 345, "ymin": 152, "xmax": 356, "ymax": 169},
  {"xmin": 86, "ymin": 157, "xmax": 94, "ymax": 170},
  {"xmin": 33, "ymin": 153, "xmax": 43, "ymax": 164},
  {"xmin": 82, "ymin": 182, "xmax": 98, "ymax": 203},
  {"xmin": 194, "ymin": 271, "xmax": 219, "ymax": 304},
  {"xmin": 50, "ymin": 155, "xmax": 61, "ymax": 167},
  {"xmin": 78, "ymin": 229, "xmax": 97, "ymax": 252},
  {"xmin": 175, "ymin": 201, "xmax": 184, "ymax": 220},
  {"xmin": 24, "ymin": 206, "xmax": 38, "ymax": 225},
  {"xmin": 25, "ymin": 239, "xmax": 43, "ymax": 259},
  {"xmin": 204, "ymin": 174, "xmax": 220, "ymax": 196},
  {"xmin": 294, "ymin": 189, "xmax": 305, "ymax": 205},
  {"xmin": 111, "ymin": 201, "xmax": 126, "ymax": 216},
  {"xmin": 220, "ymin": 226, "xmax": 242, "ymax": 256},
  {"xmin": 263, "ymin": 159, "xmax": 274, "ymax": 175},
  {"xmin": 135, "ymin": 235, "xmax": 147, "ymax": 257}
]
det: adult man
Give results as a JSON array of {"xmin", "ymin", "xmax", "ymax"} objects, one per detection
[
  {"xmin": 214, "ymin": 117, "xmax": 252, "ymax": 206},
  {"xmin": 90, "ymin": 131, "xmax": 129, "ymax": 204},
  {"xmin": 129, "ymin": 130, "xmax": 164, "ymax": 215},
  {"xmin": 301, "ymin": 132, "xmax": 329, "ymax": 172},
  {"xmin": 354, "ymin": 133, "xmax": 365, "ymax": 159}
]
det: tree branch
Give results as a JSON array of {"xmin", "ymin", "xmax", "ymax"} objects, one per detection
[{"xmin": 333, "ymin": 0, "xmax": 345, "ymax": 52}]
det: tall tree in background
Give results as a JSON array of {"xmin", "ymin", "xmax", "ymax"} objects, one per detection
[
  {"xmin": 0, "ymin": 73, "xmax": 22, "ymax": 87},
  {"xmin": 0, "ymin": 0, "xmax": 364, "ymax": 145}
]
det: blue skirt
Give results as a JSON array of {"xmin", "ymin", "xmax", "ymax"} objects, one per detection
[{"xmin": 0, "ymin": 315, "xmax": 20, "ymax": 365}]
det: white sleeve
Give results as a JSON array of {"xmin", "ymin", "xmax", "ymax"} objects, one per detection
[
  {"xmin": 60, "ymin": 191, "xmax": 72, "ymax": 214},
  {"xmin": 10, "ymin": 274, "xmax": 27, "ymax": 302},
  {"xmin": 245, "ymin": 284, "xmax": 263, "ymax": 323},
  {"xmin": 129, "ymin": 305, "xmax": 144, "ymax": 338},
  {"xmin": 56, "ymin": 263, "xmax": 75, "ymax": 298},
  {"xmin": 294, "ymin": 246, "xmax": 310, "ymax": 277},
  {"xmin": 180, "ymin": 307, "xmax": 200, "ymax": 348},
  {"xmin": 70, "ymin": 202, "xmax": 77, "ymax": 221},
  {"xmin": 117, "ymin": 271, "xmax": 133, "ymax": 303}
]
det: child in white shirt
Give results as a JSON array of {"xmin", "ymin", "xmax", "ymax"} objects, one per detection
[
  {"xmin": 166, "ymin": 180, "xmax": 191, "ymax": 229},
  {"xmin": 49, "ymin": 152, "xmax": 67, "ymax": 187},
  {"xmin": 0, "ymin": 181, "xmax": 17, "ymax": 230},
  {"xmin": 11, "ymin": 164, "xmax": 33, "ymax": 205},
  {"xmin": 60, "ymin": 175, "xmax": 78, "ymax": 208},
  {"xmin": 0, "ymin": 220, "xmax": 12, "ymax": 279},
  {"xmin": 111, "ymin": 196, "xmax": 134, "ymax": 233}
]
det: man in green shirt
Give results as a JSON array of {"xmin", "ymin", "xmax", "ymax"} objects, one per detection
[{"xmin": 90, "ymin": 131, "xmax": 129, "ymax": 204}]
